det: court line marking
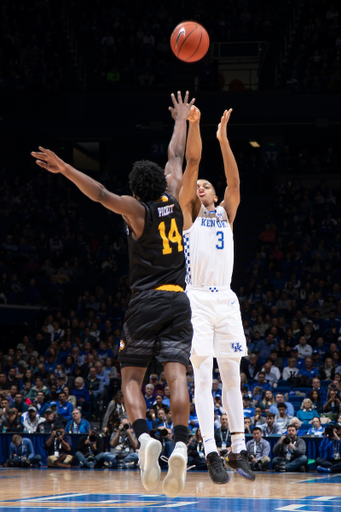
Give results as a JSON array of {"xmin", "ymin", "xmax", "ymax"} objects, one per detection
[{"xmin": 313, "ymin": 498, "xmax": 339, "ymax": 501}]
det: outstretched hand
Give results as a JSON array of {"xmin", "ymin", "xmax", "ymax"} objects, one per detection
[
  {"xmin": 216, "ymin": 109, "xmax": 233, "ymax": 141},
  {"xmin": 31, "ymin": 147, "xmax": 67, "ymax": 174},
  {"xmin": 169, "ymin": 90, "xmax": 195, "ymax": 121},
  {"xmin": 188, "ymin": 105, "xmax": 201, "ymax": 124}
]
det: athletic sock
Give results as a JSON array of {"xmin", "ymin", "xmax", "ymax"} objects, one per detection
[
  {"xmin": 231, "ymin": 433, "xmax": 246, "ymax": 453},
  {"xmin": 174, "ymin": 425, "xmax": 189, "ymax": 445},
  {"xmin": 203, "ymin": 436, "xmax": 218, "ymax": 456},
  {"xmin": 132, "ymin": 418, "xmax": 149, "ymax": 441}
]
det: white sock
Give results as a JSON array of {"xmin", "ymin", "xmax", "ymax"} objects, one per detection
[
  {"xmin": 203, "ymin": 436, "xmax": 218, "ymax": 456},
  {"xmin": 231, "ymin": 433, "xmax": 246, "ymax": 453}
]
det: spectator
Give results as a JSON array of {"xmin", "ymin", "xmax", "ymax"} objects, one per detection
[
  {"xmin": 21, "ymin": 405, "xmax": 46, "ymax": 433},
  {"xmin": 214, "ymin": 414, "xmax": 230, "ymax": 455},
  {"xmin": 269, "ymin": 393, "xmax": 295, "ymax": 417},
  {"xmin": 282, "ymin": 357, "xmax": 299, "ymax": 380},
  {"xmin": 298, "ymin": 357, "xmax": 319, "ymax": 379},
  {"xmin": 320, "ymin": 358, "xmax": 336, "ymax": 381},
  {"xmin": 294, "ymin": 337, "xmax": 313, "ymax": 359},
  {"xmin": 144, "ymin": 384, "xmax": 155, "ymax": 409},
  {"xmin": 323, "ymin": 389, "xmax": 341, "ymax": 417},
  {"xmin": 256, "ymin": 334, "xmax": 278, "ymax": 359},
  {"xmin": 261, "ymin": 413, "xmax": 282, "ymax": 436},
  {"xmin": 256, "ymin": 360, "xmax": 280, "ymax": 386},
  {"xmin": 65, "ymin": 408, "xmax": 91, "ymax": 434},
  {"xmin": 188, "ymin": 402, "xmax": 199, "ymax": 432},
  {"xmin": 212, "ymin": 379, "xmax": 222, "ymax": 398},
  {"xmin": 71, "ymin": 377, "xmax": 91, "ymax": 410},
  {"xmin": 316, "ymin": 424, "xmax": 341, "ymax": 473},
  {"xmin": 104, "ymin": 418, "xmax": 138, "ymax": 468},
  {"xmin": 246, "ymin": 426, "xmax": 271, "ymax": 471},
  {"xmin": 274, "ymin": 403, "xmax": 293, "ymax": 432},
  {"xmin": 1, "ymin": 408, "xmax": 23, "ymax": 432},
  {"xmin": 244, "ymin": 417, "xmax": 252, "ymax": 434},
  {"xmin": 243, "ymin": 396, "xmax": 255, "ymax": 418},
  {"xmin": 251, "ymin": 372, "xmax": 272, "ymax": 395},
  {"xmin": 37, "ymin": 408, "xmax": 55, "ymax": 433},
  {"xmin": 102, "ymin": 390, "xmax": 126, "ymax": 434},
  {"xmin": 259, "ymin": 390, "xmax": 276, "ymax": 413},
  {"xmin": 307, "ymin": 390, "xmax": 323, "ymax": 413},
  {"xmin": 187, "ymin": 427, "xmax": 207, "ymax": 470},
  {"xmin": 241, "ymin": 354, "xmax": 262, "ymax": 380},
  {"xmin": 297, "ymin": 398, "xmax": 320, "ymax": 422},
  {"xmin": 45, "ymin": 423, "xmax": 73, "ymax": 467},
  {"xmin": 27, "ymin": 377, "xmax": 49, "ymax": 400},
  {"xmin": 56, "ymin": 391, "xmax": 73, "ymax": 421},
  {"xmin": 272, "ymin": 425, "xmax": 308, "ymax": 472},
  {"xmin": 75, "ymin": 426, "xmax": 106, "ymax": 468},
  {"xmin": 94, "ymin": 361, "xmax": 110, "ymax": 395},
  {"xmin": 305, "ymin": 378, "xmax": 327, "ymax": 403},
  {"xmin": 307, "ymin": 417, "xmax": 324, "ymax": 437},
  {"xmin": 34, "ymin": 391, "xmax": 49, "ymax": 416},
  {"xmin": 251, "ymin": 406, "xmax": 266, "ymax": 427},
  {"xmin": 85, "ymin": 367, "xmax": 101, "ymax": 418},
  {"xmin": 5, "ymin": 434, "xmax": 42, "ymax": 467},
  {"xmin": 9, "ymin": 393, "xmax": 28, "ymax": 415}
]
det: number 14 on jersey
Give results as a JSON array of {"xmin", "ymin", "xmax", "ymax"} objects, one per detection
[{"xmin": 158, "ymin": 218, "xmax": 183, "ymax": 255}]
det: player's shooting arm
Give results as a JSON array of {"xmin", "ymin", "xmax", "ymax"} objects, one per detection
[
  {"xmin": 31, "ymin": 147, "xmax": 144, "ymax": 220},
  {"xmin": 217, "ymin": 109, "xmax": 240, "ymax": 225},
  {"xmin": 165, "ymin": 91, "xmax": 195, "ymax": 201},
  {"xmin": 179, "ymin": 106, "xmax": 202, "ymax": 225}
]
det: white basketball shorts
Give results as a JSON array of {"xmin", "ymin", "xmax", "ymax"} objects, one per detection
[{"xmin": 186, "ymin": 285, "xmax": 247, "ymax": 359}]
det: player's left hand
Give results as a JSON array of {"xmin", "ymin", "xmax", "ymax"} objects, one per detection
[
  {"xmin": 31, "ymin": 147, "xmax": 67, "ymax": 174},
  {"xmin": 169, "ymin": 90, "xmax": 195, "ymax": 121},
  {"xmin": 216, "ymin": 109, "xmax": 232, "ymax": 141}
]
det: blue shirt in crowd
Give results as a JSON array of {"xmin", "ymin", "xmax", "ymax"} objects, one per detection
[
  {"xmin": 65, "ymin": 418, "xmax": 91, "ymax": 434},
  {"xmin": 57, "ymin": 400, "xmax": 73, "ymax": 420}
]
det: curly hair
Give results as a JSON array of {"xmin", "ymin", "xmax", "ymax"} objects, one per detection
[{"xmin": 129, "ymin": 160, "xmax": 167, "ymax": 202}]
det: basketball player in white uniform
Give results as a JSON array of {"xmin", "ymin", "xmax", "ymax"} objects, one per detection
[{"xmin": 179, "ymin": 106, "xmax": 255, "ymax": 483}]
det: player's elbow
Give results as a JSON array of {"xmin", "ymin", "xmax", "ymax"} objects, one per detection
[{"xmin": 229, "ymin": 179, "xmax": 240, "ymax": 191}]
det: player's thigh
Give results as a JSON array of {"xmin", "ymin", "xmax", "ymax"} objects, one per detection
[
  {"xmin": 213, "ymin": 301, "xmax": 247, "ymax": 359},
  {"xmin": 156, "ymin": 292, "xmax": 193, "ymax": 367},
  {"xmin": 187, "ymin": 289, "xmax": 215, "ymax": 357}
]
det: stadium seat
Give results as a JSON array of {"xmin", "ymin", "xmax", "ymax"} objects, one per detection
[{"xmin": 288, "ymin": 396, "xmax": 305, "ymax": 403}]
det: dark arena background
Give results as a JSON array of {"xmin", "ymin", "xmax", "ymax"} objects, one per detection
[{"xmin": 0, "ymin": 0, "xmax": 341, "ymax": 510}]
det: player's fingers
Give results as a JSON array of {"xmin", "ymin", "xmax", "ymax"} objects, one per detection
[
  {"xmin": 184, "ymin": 90, "xmax": 189, "ymax": 104},
  {"xmin": 189, "ymin": 97, "xmax": 196, "ymax": 106},
  {"xmin": 36, "ymin": 160, "xmax": 48, "ymax": 168},
  {"xmin": 38, "ymin": 146, "xmax": 49, "ymax": 153},
  {"xmin": 170, "ymin": 93, "xmax": 177, "ymax": 106},
  {"xmin": 31, "ymin": 151, "xmax": 47, "ymax": 159},
  {"xmin": 177, "ymin": 90, "xmax": 183, "ymax": 104}
]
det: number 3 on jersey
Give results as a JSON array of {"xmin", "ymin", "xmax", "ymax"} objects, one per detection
[
  {"xmin": 216, "ymin": 231, "xmax": 224, "ymax": 250},
  {"xmin": 158, "ymin": 218, "xmax": 183, "ymax": 255}
]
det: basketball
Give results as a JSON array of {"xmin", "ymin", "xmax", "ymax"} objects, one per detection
[{"xmin": 170, "ymin": 21, "xmax": 210, "ymax": 63}]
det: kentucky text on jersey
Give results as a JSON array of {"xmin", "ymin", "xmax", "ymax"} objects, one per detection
[
  {"xmin": 158, "ymin": 204, "xmax": 174, "ymax": 217},
  {"xmin": 201, "ymin": 218, "xmax": 228, "ymax": 228}
]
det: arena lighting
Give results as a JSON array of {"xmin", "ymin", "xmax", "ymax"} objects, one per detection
[{"xmin": 249, "ymin": 141, "xmax": 260, "ymax": 148}]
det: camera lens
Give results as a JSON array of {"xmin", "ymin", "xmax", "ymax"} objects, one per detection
[
  {"xmin": 89, "ymin": 434, "xmax": 96, "ymax": 443},
  {"xmin": 283, "ymin": 437, "xmax": 291, "ymax": 445},
  {"xmin": 56, "ymin": 430, "xmax": 62, "ymax": 437},
  {"xmin": 123, "ymin": 423, "xmax": 129, "ymax": 430}
]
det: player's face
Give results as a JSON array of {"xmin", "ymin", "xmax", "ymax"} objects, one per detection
[{"xmin": 196, "ymin": 180, "xmax": 217, "ymax": 208}]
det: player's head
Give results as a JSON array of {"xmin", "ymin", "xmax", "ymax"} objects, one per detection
[
  {"xmin": 197, "ymin": 180, "xmax": 218, "ymax": 208},
  {"xmin": 129, "ymin": 160, "xmax": 167, "ymax": 202}
]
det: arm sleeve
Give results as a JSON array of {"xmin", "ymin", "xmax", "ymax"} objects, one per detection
[
  {"xmin": 273, "ymin": 441, "xmax": 282, "ymax": 455},
  {"xmin": 293, "ymin": 438, "xmax": 306, "ymax": 455}
]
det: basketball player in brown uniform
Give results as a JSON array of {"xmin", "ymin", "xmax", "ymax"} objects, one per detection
[{"xmin": 31, "ymin": 91, "xmax": 194, "ymax": 498}]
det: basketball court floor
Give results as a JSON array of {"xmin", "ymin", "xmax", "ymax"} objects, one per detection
[{"xmin": 0, "ymin": 469, "xmax": 341, "ymax": 512}]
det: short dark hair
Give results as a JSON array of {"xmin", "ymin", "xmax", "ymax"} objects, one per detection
[
  {"xmin": 288, "ymin": 423, "xmax": 297, "ymax": 430},
  {"xmin": 277, "ymin": 402, "xmax": 287, "ymax": 409},
  {"xmin": 253, "ymin": 426, "xmax": 262, "ymax": 433},
  {"xmin": 266, "ymin": 412, "xmax": 275, "ymax": 418},
  {"xmin": 129, "ymin": 160, "xmax": 167, "ymax": 202}
]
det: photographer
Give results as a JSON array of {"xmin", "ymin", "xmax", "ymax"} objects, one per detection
[
  {"xmin": 104, "ymin": 418, "xmax": 138, "ymax": 469},
  {"xmin": 75, "ymin": 426, "xmax": 105, "ymax": 468},
  {"xmin": 214, "ymin": 414, "xmax": 231, "ymax": 456},
  {"xmin": 272, "ymin": 424, "xmax": 308, "ymax": 472},
  {"xmin": 188, "ymin": 427, "xmax": 207, "ymax": 470},
  {"xmin": 246, "ymin": 427, "xmax": 271, "ymax": 471},
  {"xmin": 6, "ymin": 434, "xmax": 42, "ymax": 468},
  {"xmin": 316, "ymin": 424, "xmax": 341, "ymax": 473},
  {"xmin": 44, "ymin": 422, "xmax": 73, "ymax": 467},
  {"xmin": 149, "ymin": 423, "xmax": 175, "ymax": 469}
]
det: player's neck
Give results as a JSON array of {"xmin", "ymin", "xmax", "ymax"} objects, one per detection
[{"xmin": 202, "ymin": 201, "xmax": 216, "ymax": 212}]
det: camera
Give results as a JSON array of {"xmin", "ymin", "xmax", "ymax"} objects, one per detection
[
  {"xmin": 325, "ymin": 425, "xmax": 336, "ymax": 439},
  {"xmin": 123, "ymin": 423, "xmax": 129, "ymax": 431},
  {"xmin": 283, "ymin": 436, "xmax": 291, "ymax": 445},
  {"xmin": 56, "ymin": 430, "xmax": 62, "ymax": 437},
  {"xmin": 89, "ymin": 434, "xmax": 97, "ymax": 443},
  {"xmin": 158, "ymin": 427, "xmax": 168, "ymax": 437}
]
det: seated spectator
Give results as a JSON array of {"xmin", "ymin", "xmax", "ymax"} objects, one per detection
[
  {"xmin": 26, "ymin": 376, "xmax": 49, "ymax": 399},
  {"xmin": 282, "ymin": 357, "xmax": 299, "ymax": 381},
  {"xmin": 294, "ymin": 337, "xmax": 313, "ymax": 359},
  {"xmin": 163, "ymin": 386, "xmax": 171, "ymax": 408},
  {"xmin": 10, "ymin": 392, "xmax": 28, "ymax": 415},
  {"xmin": 251, "ymin": 386, "xmax": 263, "ymax": 403},
  {"xmin": 7, "ymin": 384, "xmax": 19, "ymax": 404},
  {"xmin": 251, "ymin": 406, "xmax": 266, "ymax": 427},
  {"xmin": 63, "ymin": 386, "xmax": 76, "ymax": 409},
  {"xmin": 261, "ymin": 413, "xmax": 282, "ymax": 436},
  {"xmin": 165, "ymin": 409, "xmax": 173, "ymax": 431},
  {"xmin": 45, "ymin": 383, "xmax": 59, "ymax": 403},
  {"xmin": 65, "ymin": 408, "xmax": 90, "ymax": 434},
  {"xmin": 256, "ymin": 360, "xmax": 280, "ymax": 386},
  {"xmin": 307, "ymin": 390, "xmax": 323, "ymax": 413},
  {"xmin": 44, "ymin": 422, "xmax": 73, "ymax": 467},
  {"xmin": 298, "ymin": 357, "xmax": 319, "ymax": 379},
  {"xmin": 316, "ymin": 424, "xmax": 341, "ymax": 473},
  {"xmin": 241, "ymin": 354, "xmax": 262, "ymax": 380},
  {"xmin": 94, "ymin": 361, "xmax": 110, "ymax": 396},
  {"xmin": 104, "ymin": 418, "xmax": 138, "ymax": 469},
  {"xmin": 246, "ymin": 426, "xmax": 271, "ymax": 471},
  {"xmin": 0, "ymin": 397, "xmax": 10, "ymax": 422},
  {"xmin": 71, "ymin": 377, "xmax": 91, "ymax": 410},
  {"xmin": 188, "ymin": 427, "xmax": 207, "ymax": 470},
  {"xmin": 152, "ymin": 408, "xmax": 167, "ymax": 429},
  {"xmin": 305, "ymin": 378, "xmax": 328, "ymax": 403},
  {"xmin": 255, "ymin": 334, "xmax": 278, "ymax": 360},
  {"xmin": 243, "ymin": 395, "xmax": 255, "ymax": 417},
  {"xmin": 143, "ymin": 384, "xmax": 155, "ymax": 409},
  {"xmin": 85, "ymin": 367, "xmax": 101, "ymax": 418},
  {"xmin": 269, "ymin": 392, "xmax": 295, "ymax": 417},
  {"xmin": 251, "ymin": 372, "xmax": 272, "ymax": 395},
  {"xmin": 297, "ymin": 398, "xmax": 320, "ymax": 422},
  {"xmin": 272, "ymin": 425, "xmax": 308, "ymax": 472},
  {"xmin": 56, "ymin": 372, "xmax": 68, "ymax": 393},
  {"xmin": 212, "ymin": 379, "xmax": 222, "ymax": 398},
  {"xmin": 75, "ymin": 426, "xmax": 106, "ymax": 468},
  {"xmin": 322, "ymin": 389, "xmax": 341, "ymax": 416},
  {"xmin": 102, "ymin": 390, "xmax": 125, "ymax": 434},
  {"xmin": 320, "ymin": 358, "xmax": 336, "ymax": 381},
  {"xmin": 5, "ymin": 434, "xmax": 42, "ymax": 467},
  {"xmin": 37, "ymin": 408, "xmax": 55, "ymax": 433},
  {"xmin": 34, "ymin": 391, "xmax": 49, "ymax": 416},
  {"xmin": 259, "ymin": 390, "xmax": 275, "ymax": 413},
  {"xmin": 21, "ymin": 405, "xmax": 46, "ymax": 433},
  {"xmin": 244, "ymin": 417, "xmax": 252, "ymax": 434},
  {"xmin": 188, "ymin": 402, "xmax": 199, "ymax": 432},
  {"xmin": 214, "ymin": 414, "xmax": 231, "ymax": 455},
  {"xmin": 1, "ymin": 408, "xmax": 23, "ymax": 432},
  {"xmin": 274, "ymin": 403, "xmax": 293, "ymax": 432},
  {"xmin": 307, "ymin": 416, "xmax": 324, "ymax": 437},
  {"xmin": 56, "ymin": 391, "xmax": 73, "ymax": 422},
  {"xmin": 152, "ymin": 393, "xmax": 166, "ymax": 413}
]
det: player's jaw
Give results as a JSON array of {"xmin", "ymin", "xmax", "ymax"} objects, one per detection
[{"xmin": 196, "ymin": 180, "xmax": 217, "ymax": 209}]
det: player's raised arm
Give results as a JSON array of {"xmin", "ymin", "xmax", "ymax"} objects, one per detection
[
  {"xmin": 31, "ymin": 147, "xmax": 145, "ymax": 227},
  {"xmin": 179, "ymin": 105, "xmax": 202, "ymax": 229},
  {"xmin": 165, "ymin": 91, "xmax": 195, "ymax": 201},
  {"xmin": 217, "ymin": 109, "xmax": 240, "ymax": 225}
]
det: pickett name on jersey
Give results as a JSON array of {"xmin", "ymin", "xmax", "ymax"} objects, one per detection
[
  {"xmin": 158, "ymin": 204, "xmax": 174, "ymax": 217},
  {"xmin": 201, "ymin": 218, "xmax": 228, "ymax": 228}
]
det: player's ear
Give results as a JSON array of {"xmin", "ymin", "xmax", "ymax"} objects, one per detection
[{"xmin": 214, "ymin": 195, "xmax": 218, "ymax": 204}]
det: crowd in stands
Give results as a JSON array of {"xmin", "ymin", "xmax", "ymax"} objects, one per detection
[
  {"xmin": 1, "ymin": 155, "xmax": 341, "ymax": 473},
  {"xmin": 283, "ymin": 0, "xmax": 341, "ymax": 93}
]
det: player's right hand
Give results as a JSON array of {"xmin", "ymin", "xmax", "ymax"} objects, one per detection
[
  {"xmin": 188, "ymin": 105, "xmax": 201, "ymax": 123},
  {"xmin": 169, "ymin": 90, "xmax": 195, "ymax": 121},
  {"xmin": 31, "ymin": 147, "xmax": 67, "ymax": 174}
]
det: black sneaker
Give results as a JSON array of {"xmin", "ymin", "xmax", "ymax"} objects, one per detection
[
  {"xmin": 206, "ymin": 452, "xmax": 230, "ymax": 484},
  {"xmin": 224, "ymin": 451, "xmax": 256, "ymax": 481}
]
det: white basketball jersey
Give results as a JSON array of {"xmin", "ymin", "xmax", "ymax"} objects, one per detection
[{"xmin": 183, "ymin": 204, "xmax": 234, "ymax": 287}]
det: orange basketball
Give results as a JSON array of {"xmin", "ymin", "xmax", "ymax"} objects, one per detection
[{"xmin": 170, "ymin": 21, "xmax": 210, "ymax": 63}]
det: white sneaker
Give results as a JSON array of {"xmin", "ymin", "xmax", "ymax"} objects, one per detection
[
  {"xmin": 162, "ymin": 441, "xmax": 187, "ymax": 498},
  {"xmin": 138, "ymin": 433, "xmax": 162, "ymax": 491}
]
